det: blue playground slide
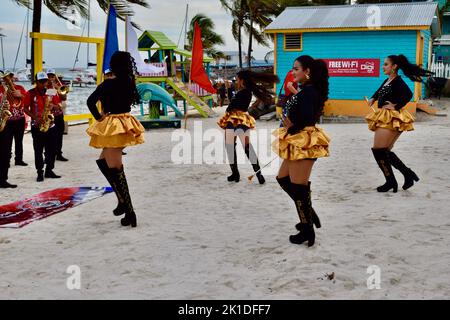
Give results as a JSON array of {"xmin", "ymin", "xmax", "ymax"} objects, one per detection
[{"xmin": 136, "ymin": 82, "xmax": 183, "ymax": 117}]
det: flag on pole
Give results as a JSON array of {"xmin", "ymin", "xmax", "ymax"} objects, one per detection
[
  {"xmin": 102, "ymin": 4, "xmax": 119, "ymax": 73},
  {"xmin": 190, "ymin": 22, "xmax": 216, "ymax": 94},
  {"xmin": 125, "ymin": 18, "xmax": 165, "ymax": 74}
]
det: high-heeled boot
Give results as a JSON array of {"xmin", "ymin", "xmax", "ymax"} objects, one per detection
[
  {"xmin": 96, "ymin": 159, "xmax": 125, "ymax": 216},
  {"xmin": 371, "ymin": 148, "xmax": 398, "ymax": 193},
  {"xmin": 288, "ymin": 183, "xmax": 315, "ymax": 247},
  {"xmin": 388, "ymin": 151, "xmax": 419, "ymax": 190},
  {"xmin": 244, "ymin": 143, "xmax": 265, "ymax": 184},
  {"xmin": 226, "ymin": 142, "xmax": 240, "ymax": 182},
  {"xmin": 109, "ymin": 166, "xmax": 137, "ymax": 228},
  {"xmin": 276, "ymin": 177, "xmax": 321, "ymax": 229}
]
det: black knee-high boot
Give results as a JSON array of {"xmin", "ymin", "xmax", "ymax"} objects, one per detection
[
  {"xmin": 276, "ymin": 176, "xmax": 321, "ymax": 229},
  {"xmin": 371, "ymin": 148, "xmax": 398, "ymax": 193},
  {"xmin": 288, "ymin": 183, "xmax": 315, "ymax": 247},
  {"xmin": 109, "ymin": 166, "xmax": 137, "ymax": 227},
  {"xmin": 244, "ymin": 143, "xmax": 265, "ymax": 184},
  {"xmin": 226, "ymin": 142, "xmax": 240, "ymax": 182},
  {"xmin": 96, "ymin": 159, "xmax": 125, "ymax": 216},
  {"xmin": 388, "ymin": 151, "xmax": 419, "ymax": 190}
]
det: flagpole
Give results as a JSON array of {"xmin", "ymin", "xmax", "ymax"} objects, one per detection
[
  {"xmin": 96, "ymin": 1, "xmax": 112, "ymax": 119},
  {"xmin": 125, "ymin": 15, "xmax": 128, "ymax": 53},
  {"xmin": 101, "ymin": 2, "xmax": 112, "ymax": 83},
  {"xmin": 184, "ymin": 23, "xmax": 195, "ymax": 130}
]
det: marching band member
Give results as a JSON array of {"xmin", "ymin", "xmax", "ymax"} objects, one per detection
[
  {"xmin": 366, "ymin": 55, "xmax": 431, "ymax": 192},
  {"xmin": 2, "ymin": 70, "xmax": 28, "ymax": 166},
  {"xmin": 0, "ymin": 72, "xmax": 17, "ymax": 188},
  {"xmin": 272, "ymin": 55, "xmax": 330, "ymax": 247},
  {"xmin": 46, "ymin": 68, "xmax": 69, "ymax": 162},
  {"xmin": 218, "ymin": 70, "xmax": 279, "ymax": 184},
  {"xmin": 104, "ymin": 68, "xmax": 115, "ymax": 80},
  {"xmin": 23, "ymin": 71, "xmax": 62, "ymax": 182},
  {"xmin": 86, "ymin": 51, "xmax": 145, "ymax": 228}
]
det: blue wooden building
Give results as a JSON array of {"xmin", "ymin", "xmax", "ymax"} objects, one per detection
[
  {"xmin": 433, "ymin": 0, "xmax": 450, "ymax": 63},
  {"xmin": 265, "ymin": 2, "xmax": 440, "ymax": 117}
]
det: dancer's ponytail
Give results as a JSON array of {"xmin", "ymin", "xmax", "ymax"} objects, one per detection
[
  {"xmin": 237, "ymin": 70, "xmax": 279, "ymax": 103},
  {"xmin": 311, "ymin": 59, "xmax": 329, "ymax": 108},
  {"xmin": 110, "ymin": 51, "xmax": 140, "ymax": 105},
  {"xmin": 295, "ymin": 55, "xmax": 329, "ymax": 119},
  {"xmin": 388, "ymin": 54, "xmax": 433, "ymax": 82}
]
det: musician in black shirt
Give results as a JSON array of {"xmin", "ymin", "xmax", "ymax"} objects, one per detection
[
  {"xmin": 218, "ymin": 70, "xmax": 279, "ymax": 184},
  {"xmin": 366, "ymin": 54, "xmax": 431, "ymax": 193},
  {"xmin": 86, "ymin": 51, "xmax": 145, "ymax": 228},
  {"xmin": 272, "ymin": 55, "xmax": 331, "ymax": 247}
]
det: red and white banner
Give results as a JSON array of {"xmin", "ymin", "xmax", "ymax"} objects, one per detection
[
  {"xmin": 0, "ymin": 187, "xmax": 112, "ymax": 228},
  {"xmin": 323, "ymin": 58, "xmax": 380, "ymax": 77}
]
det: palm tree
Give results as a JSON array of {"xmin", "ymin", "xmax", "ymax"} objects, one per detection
[
  {"xmin": 11, "ymin": 0, "xmax": 149, "ymax": 78},
  {"xmin": 220, "ymin": 0, "xmax": 246, "ymax": 68},
  {"xmin": 186, "ymin": 14, "xmax": 225, "ymax": 59},
  {"xmin": 221, "ymin": 0, "xmax": 322, "ymax": 69}
]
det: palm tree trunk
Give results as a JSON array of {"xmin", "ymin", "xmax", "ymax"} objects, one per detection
[
  {"xmin": 31, "ymin": 0, "xmax": 42, "ymax": 81},
  {"xmin": 247, "ymin": 17, "xmax": 253, "ymax": 69},
  {"xmin": 238, "ymin": 25, "xmax": 242, "ymax": 69}
]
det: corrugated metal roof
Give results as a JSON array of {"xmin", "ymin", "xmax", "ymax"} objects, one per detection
[{"xmin": 265, "ymin": 2, "xmax": 438, "ymax": 31}]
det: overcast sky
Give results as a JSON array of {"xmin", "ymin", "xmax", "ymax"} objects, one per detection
[{"xmin": 0, "ymin": 0, "xmax": 273, "ymax": 69}]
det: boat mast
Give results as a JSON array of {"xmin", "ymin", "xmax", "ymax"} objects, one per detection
[
  {"xmin": 184, "ymin": 4, "xmax": 189, "ymax": 50},
  {"xmin": 87, "ymin": 0, "xmax": 90, "ymax": 67},
  {"xmin": 26, "ymin": 6, "xmax": 30, "ymax": 67}
]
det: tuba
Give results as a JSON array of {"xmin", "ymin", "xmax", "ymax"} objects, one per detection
[
  {"xmin": 0, "ymin": 84, "xmax": 12, "ymax": 133},
  {"xmin": 39, "ymin": 91, "xmax": 55, "ymax": 133}
]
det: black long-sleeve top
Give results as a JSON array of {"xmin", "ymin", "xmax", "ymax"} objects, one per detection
[
  {"xmin": 284, "ymin": 84, "xmax": 320, "ymax": 135},
  {"xmin": 87, "ymin": 78, "xmax": 139, "ymax": 120},
  {"xmin": 226, "ymin": 88, "xmax": 252, "ymax": 112},
  {"xmin": 371, "ymin": 76, "xmax": 413, "ymax": 111}
]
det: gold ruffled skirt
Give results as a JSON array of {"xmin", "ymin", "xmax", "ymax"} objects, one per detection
[
  {"xmin": 217, "ymin": 110, "xmax": 256, "ymax": 129},
  {"xmin": 365, "ymin": 108, "xmax": 415, "ymax": 132},
  {"xmin": 86, "ymin": 113, "xmax": 145, "ymax": 149},
  {"xmin": 272, "ymin": 126, "xmax": 331, "ymax": 160}
]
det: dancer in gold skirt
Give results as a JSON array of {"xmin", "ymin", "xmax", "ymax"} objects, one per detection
[
  {"xmin": 365, "ymin": 54, "xmax": 432, "ymax": 193},
  {"xmin": 218, "ymin": 70, "xmax": 279, "ymax": 184},
  {"xmin": 272, "ymin": 55, "xmax": 330, "ymax": 247},
  {"xmin": 86, "ymin": 51, "xmax": 145, "ymax": 228}
]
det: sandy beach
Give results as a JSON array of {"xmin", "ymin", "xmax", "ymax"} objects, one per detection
[{"xmin": 0, "ymin": 101, "xmax": 449, "ymax": 300}]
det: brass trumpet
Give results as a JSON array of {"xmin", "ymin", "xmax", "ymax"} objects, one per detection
[{"xmin": 54, "ymin": 74, "xmax": 69, "ymax": 97}]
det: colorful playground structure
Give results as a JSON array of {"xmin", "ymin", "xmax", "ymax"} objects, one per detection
[
  {"xmin": 136, "ymin": 30, "xmax": 216, "ymax": 129},
  {"xmin": 29, "ymin": 29, "xmax": 216, "ymax": 129}
]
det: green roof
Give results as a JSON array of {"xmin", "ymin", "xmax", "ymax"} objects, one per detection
[
  {"xmin": 138, "ymin": 31, "xmax": 177, "ymax": 50},
  {"xmin": 174, "ymin": 49, "xmax": 214, "ymax": 63}
]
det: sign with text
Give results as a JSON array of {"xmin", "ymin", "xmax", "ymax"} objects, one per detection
[{"xmin": 323, "ymin": 58, "xmax": 380, "ymax": 77}]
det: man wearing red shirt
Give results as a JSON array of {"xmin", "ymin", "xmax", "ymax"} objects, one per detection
[
  {"xmin": 46, "ymin": 68, "xmax": 68, "ymax": 162},
  {"xmin": 23, "ymin": 71, "xmax": 62, "ymax": 182},
  {"xmin": 2, "ymin": 70, "xmax": 29, "ymax": 166},
  {"xmin": 0, "ymin": 72, "xmax": 18, "ymax": 188}
]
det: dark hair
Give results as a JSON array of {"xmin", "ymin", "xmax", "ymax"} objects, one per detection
[
  {"xmin": 109, "ymin": 51, "xmax": 140, "ymax": 104},
  {"xmin": 236, "ymin": 70, "xmax": 279, "ymax": 103},
  {"xmin": 295, "ymin": 55, "xmax": 329, "ymax": 118},
  {"xmin": 387, "ymin": 54, "xmax": 433, "ymax": 82}
]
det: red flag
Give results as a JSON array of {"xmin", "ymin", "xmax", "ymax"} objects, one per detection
[{"xmin": 190, "ymin": 22, "xmax": 216, "ymax": 94}]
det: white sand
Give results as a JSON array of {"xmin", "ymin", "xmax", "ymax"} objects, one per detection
[{"xmin": 0, "ymin": 102, "xmax": 449, "ymax": 300}]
